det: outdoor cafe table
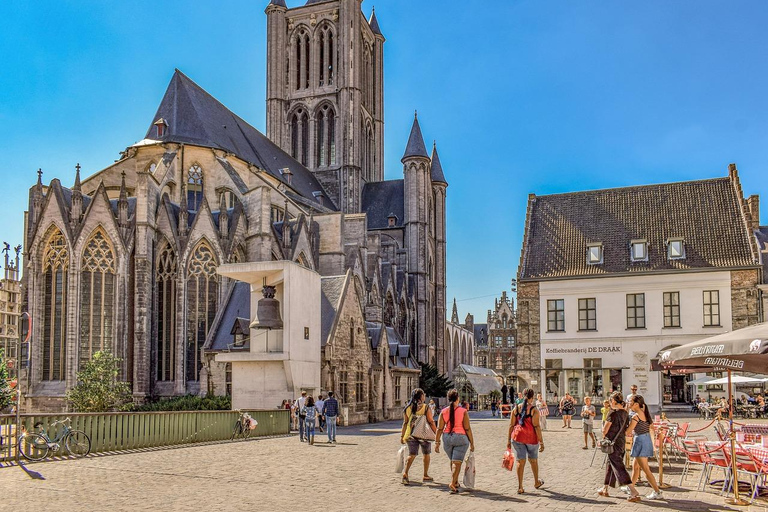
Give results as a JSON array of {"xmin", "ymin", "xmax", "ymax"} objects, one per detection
[{"xmin": 704, "ymin": 441, "xmax": 768, "ymax": 496}]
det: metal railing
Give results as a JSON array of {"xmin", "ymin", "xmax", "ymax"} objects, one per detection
[{"xmin": 0, "ymin": 409, "xmax": 289, "ymax": 463}]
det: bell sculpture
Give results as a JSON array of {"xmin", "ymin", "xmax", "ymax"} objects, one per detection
[{"xmin": 250, "ymin": 284, "xmax": 283, "ymax": 330}]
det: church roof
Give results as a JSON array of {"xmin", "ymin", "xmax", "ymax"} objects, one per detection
[
  {"xmin": 269, "ymin": 0, "xmax": 287, "ymax": 6},
  {"xmin": 321, "ymin": 275, "xmax": 346, "ymax": 347},
  {"xmin": 401, "ymin": 114, "xmax": 429, "ymax": 162},
  {"xmin": 145, "ymin": 69, "xmax": 336, "ymax": 210},
  {"xmin": 206, "ymin": 281, "xmax": 252, "ymax": 352},
  {"xmin": 430, "ymin": 143, "xmax": 447, "ymax": 185},
  {"xmin": 519, "ymin": 176, "xmax": 759, "ymax": 280},
  {"xmin": 361, "ymin": 179, "xmax": 404, "ymax": 229},
  {"xmin": 368, "ymin": 9, "xmax": 383, "ymax": 36}
]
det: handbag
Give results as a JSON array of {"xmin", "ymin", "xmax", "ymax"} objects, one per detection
[
  {"xmin": 502, "ymin": 449, "xmax": 515, "ymax": 471},
  {"xmin": 410, "ymin": 412, "xmax": 436, "ymax": 441},
  {"xmin": 600, "ymin": 413, "xmax": 627, "ymax": 454}
]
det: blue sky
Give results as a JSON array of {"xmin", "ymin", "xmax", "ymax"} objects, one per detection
[{"xmin": 1, "ymin": 1, "xmax": 767, "ymax": 321}]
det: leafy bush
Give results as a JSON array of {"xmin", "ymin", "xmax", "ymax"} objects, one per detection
[
  {"xmin": 66, "ymin": 351, "xmax": 133, "ymax": 412},
  {"xmin": 0, "ymin": 349, "xmax": 14, "ymax": 411},
  {"xmin": 134, "ymin": 394, "xmax": 231, "ymax": 412}
]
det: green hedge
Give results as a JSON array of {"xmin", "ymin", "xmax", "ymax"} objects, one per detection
[{"xmin": 134, "ymin": 394, "xmax": 232, "ymax": 412}]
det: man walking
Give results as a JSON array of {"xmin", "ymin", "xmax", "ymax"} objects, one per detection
[
  {"xmin": 323, "ymin": 391, "xmax": 339, "ymax": 444},
  {"xmin": 295, "ymin": 391, "xmax": 308, "ymax": 442},
  {"xmin": 315, "ymin": 394, "xmax": 326, "ymax": 433}
]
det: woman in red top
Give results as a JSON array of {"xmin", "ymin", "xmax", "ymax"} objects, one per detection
[
  {"xmin": 435, "ymin": 389, "xmax": 475, "ymax": 494},
  {"xmin": 506, "ymin": 388, "xmax": 545, "ymax": 494}
]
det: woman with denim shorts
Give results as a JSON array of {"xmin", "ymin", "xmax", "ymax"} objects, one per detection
[
  {"xmin": 626, "ymin": 395, "xmax": 663, "ymax": 501},
  {"xmin": 507, "ymin": 388, "xmax": 544, "ymax": 494},
  {"xmin": 435, "ymin": 389, "xmax": 475, "ymax": 494}
]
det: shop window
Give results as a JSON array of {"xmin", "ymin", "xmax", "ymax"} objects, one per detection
[
  {"xmin": 626, "ymin": 293, "xmax": 645, "ymax": 329},
  {"xmin": 578, "ymin": 298, "xmax": 596, "ymax": 331},
  {"xmin": 547, "ymin": 299, "xmax": 565, "ymax": 332},
  {"xmin": 545, "ymin": 359, "xmax": 562, "ymax": 401},
  {"xmin": 584, "ymin": 358, "xmax": 602, "ymax": 397},
  {"xmin": 703, "ymin": 290, "xmax": 720, "ymax": 326},
  {"xmin": 663, "ymin": 291, "xmax": 680, "ymax": 327}
]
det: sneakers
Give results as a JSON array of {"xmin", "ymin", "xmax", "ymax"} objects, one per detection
[
  {"xmin": 620, "ymin": 486, "xmax": 630, "ymax": 494},
  {"xmin": 646, "ymin": 491, "xmax": 664, "ymax": 500}
]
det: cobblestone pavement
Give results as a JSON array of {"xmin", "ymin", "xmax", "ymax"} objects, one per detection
[{"xmin": 1, "ymin": 413, "xmax": 767, "ymax": 511}]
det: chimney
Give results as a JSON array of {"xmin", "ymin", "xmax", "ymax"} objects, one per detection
[
  {"xmin": 312, "ymin": 190, "xmax": 325, "ymax": 204},
  {"xmin": 747, "ymin": 195, "xmax": 760, "ymax": 230},
  {"xmin": 280, "ymin": 167, "xmax": 293, "ymax": 185}
]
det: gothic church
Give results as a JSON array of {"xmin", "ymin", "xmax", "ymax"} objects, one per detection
[{"xmin": 21, "ymin": 0, "xmax": 457, "ymax": 417}]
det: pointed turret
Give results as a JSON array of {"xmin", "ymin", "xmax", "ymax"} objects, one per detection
[
  {"xmin": 451, "ymin": 298, "xmax": 459, "ymax": 324},
  {"xmin": 368, "ymin": 7, "xmax": 383, "ymax": 36},
  {"xmin": 401, "ymin": 112, "xmax": 429, "ymax": 162},
  {"xmin": 32, "ymin": 169, "xmax": 44, "ymax": 225},
  {"xmin": 118, "ymin": 170, "xmax": 129, "ymax": 228},
  {"xmin": 70, "ymin": 163, "xmax": 83, "ymax": 230},
  {"xmin": 430, "ymin": 142, "xmax": 448, "ymax": 185},
  {"xmin": 269, "ymin": 0, "xmax": 287, "ymax": 6},
  {"xmin": 178, "ymin": 185, "xmax": 189, "ymax": 237}
]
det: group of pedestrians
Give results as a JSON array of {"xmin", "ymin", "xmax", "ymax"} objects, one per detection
[{"xmin": 288, "ymin": 391, "xmax": 340, "ymax": 445}]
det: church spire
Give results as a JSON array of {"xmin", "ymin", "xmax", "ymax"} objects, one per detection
[
  {"xmin": 401, "ymin": 111, "xmax": 429, "ymax": 162},
  {"xmin": 430, "ymin": 141, "xmax": 447, "ymax": 185},
  {"xmin": 368, "ymin": 7, "xmax": 383, "ymax": 36},
  {"xmin": 70, "ymin": 163, "xmax": 83, "ymax": 230},
  {"xmin": 451, "ymin": 297, "xmax": 459, "ymax": 324},
  {"xmin": 32, "ymin": 168, "xmax": 44, "ymax": 225},
  {"xmin": 73, "ymin": 163, "xmax": 82, "ymax": 192}
]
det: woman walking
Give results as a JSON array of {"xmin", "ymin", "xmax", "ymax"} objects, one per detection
[
  {"xmin": 507, "ymin": 388, "xmax": 545, "ymax": 494},
  {"xmin": 535, "ymin": 393, "xmax": 549, "ymax": 431},
  {"xmin": 559, "ymin": 392, "xmax": 575, "ymax": 428},
  {"xmin": 626, "ymin": 395, "xmax": 663, "ymax": 500},
  {"xmin": 435, "ymin": 389, "xmax": 475, "ymax": 494},
  {"xmin": 301, "ymin": 396, "xmax": 317, "ymax": 445},
  {"xmin": 597, "ymin": 392, "xmax": 639, "ymax": 501},
  {"xmin": 400, "ymin": 388, "xmax": 437, "ymax": 485}
]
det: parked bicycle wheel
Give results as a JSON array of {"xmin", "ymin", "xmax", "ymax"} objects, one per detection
[
  {"xmin": 19, "ymin": 433, "xmax": 49, "ymax": 462},
  {"xmin": 65, "ymin": 430, "xmax": 91, "ymax": 457},
  {"xmin": 231, "ymin": 421, "xmax": 243, "ymax": 440},
  {"xmin": 243, "ymin": 422, "xmax": 252, "ymax": 439}
]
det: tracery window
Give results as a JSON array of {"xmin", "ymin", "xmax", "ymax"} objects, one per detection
[
  {"xmin": 315, "ymin": 105, "xmax": 336, "ymax": 167},
  {"xmin": 156, "ymin": 242, "xmax": 177, "ymax": 381},
  {"xmin": 42, "ymin": 227, "xmax": 69, "ymax": 381},
  {"xmin": 294, "ymin": 29, "xmax": 310, "ymax": 90},
  {"xmin": 187, "ymin": 165, "xmax": 204, "ymax": 212},
  {"xmin": 318, "ymin": 25, "xmax": 335, "ymax": 86},
  {"xmin": 363, "ymin": 124, "xmax": 373, "ymax": 181},
  {"xmin": 186, "ymin": 241, "xmax": 218, "ymax": 382},
  {"xmin": 79, "ymin": 228, "xmax": 116, "ymax": 370},
  {"xmin": 290, "ymin": 109, "xmax": 309, "ymax": 166}
]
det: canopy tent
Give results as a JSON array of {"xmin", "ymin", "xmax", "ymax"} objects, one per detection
[
  {"xmin": 658, "ymin": 322, "xmax": 768, "ymax": 506},
  {"xmin": 705, "ymin": 375, "xmax": 767, "ymax": 385},
  {"xmin": 452, "ymin": 365, "xmax": 502, "ymax": 405}
]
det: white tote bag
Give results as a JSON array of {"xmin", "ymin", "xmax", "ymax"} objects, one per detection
[
  {"xmin": 395, "ymin": 445, "xmax": 408, "ymax": 474},
  {"xmin": 463, "ymin": 452, "xmax": 476, "ymax": 488}
]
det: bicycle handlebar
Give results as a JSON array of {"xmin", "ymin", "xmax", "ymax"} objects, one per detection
[{"xmin": 50, "ymin": 417, "xmax": 72, "ymax": 427}]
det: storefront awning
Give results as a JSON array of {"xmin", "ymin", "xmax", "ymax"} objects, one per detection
[{"xmin": 465, "ymin": 374, "xmax": 502, "ymax": 395}]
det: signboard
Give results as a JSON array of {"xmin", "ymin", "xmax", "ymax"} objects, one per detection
[{"xmin": 632, "ymin": 351, "xmax": 649, "ymax": 395}]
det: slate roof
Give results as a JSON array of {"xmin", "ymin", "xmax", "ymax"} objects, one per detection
[
  {"xmin": 386, "ymin": 327, "xmax": 419, "ymax": 369},
  {"xmin": 401, "ymin": 114, "xmax": 429, "ymax": 161},
  {"xmin": 269, "ymin": 0, "xmax": 286, "ymax": 6},
  {"xmin": 207, "ymin": 282, "xmax": 251, "ymax": 352},
  {"xmin": 473, "ymin": 324, "xmax": 488, "ymax": 346},
  {"xmin": 145, "ymin": 70, "xmax": 336, "ymax": 210},
  {"xmin": 321, "ymin": 275, "xmax": 346, "ymax": 347},
  {"xmin": 519, "ymin": 176, "xmax": 759, "ymax": 280},
  {"xmin": 368, "ymin": 9, "xmax": 383, "ymax": 35},
  {"xmin": 361, "ymin": 180, "xmax": 404, "ymax": 229},
  {"xmin": 367, "ymin": 322, "xmax": 383, "ymax": 349},
  {"xmin": 430, "ymin": 143, "xmax": 447, "ymax": 185}
]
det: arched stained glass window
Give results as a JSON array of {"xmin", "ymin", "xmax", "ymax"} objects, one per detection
[
  {"xmin": 290, "ymin": 109, "xmax": 309, "ymax": 166},
  {"xmin": 315, "ymin": 105, "xmax": 337, "ymax": 168},
  {"xmin": 79, "ymin": 228, "xmax": 116, "ymax": 370},
  {"xmin": 187, "ymin": 165, "xmax": 204, "ymax": 212},
  {"xmin": 156, "ymin": 242, "xmax": 177, "ymax": 381},
  {"xmin": 42, "ymin": 227, "xmax": 69, "ymax": 381},
  {"xmin": 186, "ymin": 241, "xmax": 218, "ymax": 382}
]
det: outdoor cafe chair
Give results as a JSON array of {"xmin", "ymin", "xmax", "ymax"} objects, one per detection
[
  {"xmin": 680, "ymin": 438, "xmax": 708, "ymax": 486},
  {"xmin": 708, "ymin": 444, "xmax": 733, "ymax": 496},
  {"xmin": 732, "ymin": 447, "xmax": 766, "ymax": 503}
]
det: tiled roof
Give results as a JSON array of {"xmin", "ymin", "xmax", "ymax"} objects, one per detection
[
  {"xmin": 361, "ymin": 180, "xmax": 404, "ymax": 229},
  {"xmin": 519, "ymin": 176, "xmax": 758, "ymax": 280},
  {"xmin": 145, "ymin": 70, "xmax": 336, "ymax": 210},
  {"xmin": 207, "ymin": 282, "xmax": 251, "ymax": 352},
  {"xmin": 401, "ymin": 114, "xmax": 429, "ymax": 161}
]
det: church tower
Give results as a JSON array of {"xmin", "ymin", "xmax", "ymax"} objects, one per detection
[{"xmin": 265, "ymin": 0, "xmax": 384, "ymax": 213}]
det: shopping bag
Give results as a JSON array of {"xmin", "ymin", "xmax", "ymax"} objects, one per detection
[
  {"xmin": 395, "ymin": 445, "xmax": 408, "ymax": 473},
  {"xmin": 502, "ymin": 449, "xmax": 515, "ymax": 471},
  {"xmin": 463, "ymin": 452, "xmax": 476, "ymax": 489},
  {"xmin": 248, "ymin": 419, "xmax": 258, "ymax": 430}
]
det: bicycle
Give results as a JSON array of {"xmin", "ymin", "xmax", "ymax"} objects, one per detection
[
  {"xmin": 231, "ymin": 410, "xmax": 256, "ymax": 440},
  {"xmin": 18, "ymin": 417, "xmax": 91, "ymax": 462}
]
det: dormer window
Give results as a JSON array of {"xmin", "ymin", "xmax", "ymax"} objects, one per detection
[
  {"xmin": 630, "ymin": 239, "xmax": 648, "ymax": 262},
  {"xmin": 230, "ymin": 318, "xmax": 250, "ymax": 349},
  {"xmin": 587, "ymin": 243, "xmax": 603, "ymax": 265},
  {"xmin": 387, "ymin": 213, "xmax": 397, "ymax": 227},
  {"xmin": 154, "ymin": 118, "xmax": 167, "ymax": 138},
  {"xmin": 667, "ymin": 238, "xmax": 685, "ymax": 260}
]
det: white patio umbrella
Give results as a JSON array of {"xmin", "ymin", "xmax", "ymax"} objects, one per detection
[
  {"xmin": 705, "ymin": 375, "xmax": 768, "ymax": 385},
  {"xmin": 686, "ymin": 376, "xmax": 716, "ymax": 386}
]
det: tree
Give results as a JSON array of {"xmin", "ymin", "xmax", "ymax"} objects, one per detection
[
  {"xmin": 66, "ymin": 351, "xmax": 133, "ymax": 412},
  {"xmin": 419, "ymin": 363, "xmax": 453, "ymax": 399},
  {"xmin": 0, "ymin": 349, "xmax": 13, "ymax": 411}
]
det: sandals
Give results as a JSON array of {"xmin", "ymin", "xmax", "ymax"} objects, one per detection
[
  {"xmin": 535, "ymin": 480, "xmax": 545, "ymax": 489},
  {"xmin": 449, "ymin": 484, "xmax": 459, "ymax": 494},
  {"xmin": 597, "ymin": 489, "xmax": 610, "ymax": 497},
  {"xmin": 627, "ymin": 495, "xmax": 642, "ymax": 503},
  {"xmin": 401, "ymin": 475, "xmax": 409, "ymax": 485},
  {"xmin": 517, "ymin": 488, "xmax": 525, "ymax": 494},
  {"xmin": 422, "ymin": 476, "xmax": 434, "ymax": 482}
]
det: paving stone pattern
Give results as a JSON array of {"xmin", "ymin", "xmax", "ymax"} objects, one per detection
[{"xmin": 1, "ymin": 414, "xmax": 767, "ymax": 511}]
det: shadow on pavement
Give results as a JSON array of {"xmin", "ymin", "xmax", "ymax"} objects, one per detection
[{"xmin": 18, "ymin": 463, "xmax": 45, "ymax": 480}]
